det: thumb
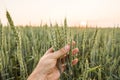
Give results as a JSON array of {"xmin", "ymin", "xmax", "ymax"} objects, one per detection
[{"xmin": 52, "ymin": 45, "xmax": 70, "ymax": 59}]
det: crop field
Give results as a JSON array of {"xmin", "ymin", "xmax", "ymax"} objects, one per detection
[{"xmin": 0, "ymin": 11, "xmax": 120, "ymax": 80}]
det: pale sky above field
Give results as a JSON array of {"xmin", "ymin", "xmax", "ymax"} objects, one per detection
[{"xmin": 0, "ymin": 0, "xmax": 120, "ymax": 27}]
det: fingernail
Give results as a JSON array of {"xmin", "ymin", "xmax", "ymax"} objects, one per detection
[{"xmin": 65, "ymin": 45, "xmax": 70, "ymax": 51}]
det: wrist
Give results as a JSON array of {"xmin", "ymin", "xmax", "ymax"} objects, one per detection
[{"xmin": 27, "ymin": 68, "xmax": 47, "ymax": 80}]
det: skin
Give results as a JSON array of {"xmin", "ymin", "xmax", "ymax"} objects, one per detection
[{"xmin": 27, "ymin": 42, "xmax": 79, "ymax": 80}]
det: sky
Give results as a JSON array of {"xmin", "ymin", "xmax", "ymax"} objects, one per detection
[{"xmin": 0, "ymin": 0, "xmax": 120, "ymax": 27}]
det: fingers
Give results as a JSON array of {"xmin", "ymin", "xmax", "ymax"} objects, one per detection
[
  {"xmin": 61, "ymin": 58, "xmax": 78, "ymax": 72},
  {"xmin": 52, "ymin": 45, "xmax": 70, "ymax": 59},
  {"xmin": 52, "ymin": 41, "xmax": 77, "ymax": 59},
  {"xmin": 60, "ymin": 47, "xmax": 79, "ymax": 61},
  {"xmin": 72, "ymin": 48, "xmax": 79, "ymax": 55},
  {"xmin": 72, "ymin": 58, "xmax": 78, "ymax": 66}
]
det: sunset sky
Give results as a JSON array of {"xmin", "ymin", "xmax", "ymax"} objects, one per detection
[{"xmin": 0, "ymin": 0, "xmax": 120, "ymax": 27}]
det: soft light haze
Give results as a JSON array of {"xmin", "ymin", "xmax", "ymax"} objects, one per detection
[{"xmin": 0, "ymin": 0, "xmax": 120, "ymax": 27}]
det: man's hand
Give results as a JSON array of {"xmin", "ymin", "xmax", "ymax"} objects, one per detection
[{"xmin": 27, "ymin": 42, "xmax": 79, "ymax": 80}]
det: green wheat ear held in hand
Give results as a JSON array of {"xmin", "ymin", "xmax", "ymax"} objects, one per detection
[{"xmin": 49, "ymin": 19, "xmax": 76, "ymax": 79}]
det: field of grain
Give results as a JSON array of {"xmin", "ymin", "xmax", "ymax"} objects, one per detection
[{"xmin": 0, "ymin": 11, "xmax": 120, "ymax": 80}]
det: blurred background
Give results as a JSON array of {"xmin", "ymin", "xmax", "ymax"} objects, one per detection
[{"xmin": 0, "ymin": 0, "xmax": 120, "ymax": 27}]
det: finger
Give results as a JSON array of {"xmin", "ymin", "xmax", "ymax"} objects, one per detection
[
  {"xmin": 72, "ymin": 48, "xmax": 79, "ymax": 55},
  {"xmin": 52, "ymin": 45, "xmax": 70, "ymax": 59},
  {"xmin": 64, "ymin": 54, "xmax": 67, "ymax": 57},
  {"xmin": 61, "ymin": 54, "xmax": 68, "ymax": 64},
  {"xmin": 60, "ymin": 54, "xmax": 68, "ymax": 60},
  {"xmin": 45, "ymin": 47, "xmax": 54, "ymax": 55},
  {"xmin": 72, "ymin": 58, "xmax": 78, "ymax": 66},
  {"xmin": 60, "ymin": 54, "xmax": 69, "ymax": 64},
  {"xmin": 61, "ymin": 64, "xmax": 66, "ymax": 72}
]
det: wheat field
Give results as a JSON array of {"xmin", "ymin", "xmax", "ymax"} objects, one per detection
[{"xmin": 0, "ymin": 11, "xmax": 120, "ymax": 80}]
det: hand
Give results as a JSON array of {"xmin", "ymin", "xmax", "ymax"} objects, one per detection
[{"xmin": 27, "ymin": 42, "xmax": 79, "ymax": 80}]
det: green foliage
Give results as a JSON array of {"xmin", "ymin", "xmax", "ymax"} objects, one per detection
[{"xmin": 0, "ymin": 12, "xmax": 120, "ymax": 80}]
